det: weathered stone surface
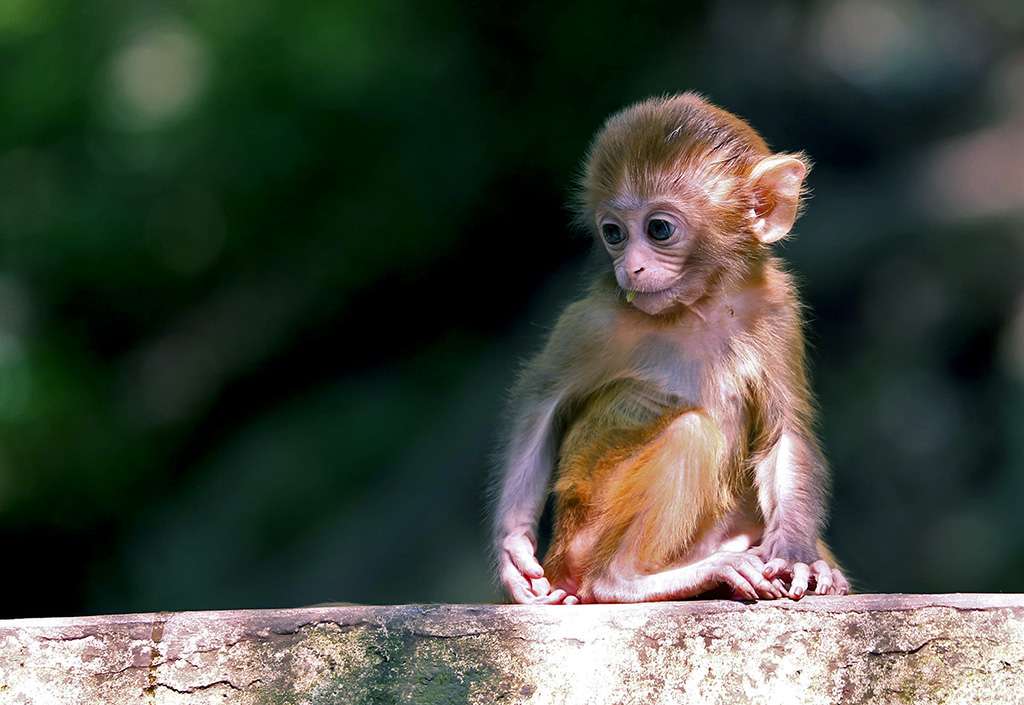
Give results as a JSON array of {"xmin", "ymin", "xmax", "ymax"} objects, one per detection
[{"xmin": 0, "ymin": 594, "xmax": 1022, "ymax": 704}]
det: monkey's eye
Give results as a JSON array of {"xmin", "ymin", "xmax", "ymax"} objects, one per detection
[
  {"xmin": 601, "ymin": 223, "xmax": 625, "ymax": 245},
  {"xmin": 647, "ymin": 219, "xmax": 675, "ymax": 241}
]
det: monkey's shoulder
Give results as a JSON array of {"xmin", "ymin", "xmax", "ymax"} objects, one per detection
[
  {"xmin": 549, "ymin": 291, "xmax": 623, "ymax": 343},
  {"xmin": 717, "ymin": 263, "xmax": 805, "ymax": 335},
  {"xmin": 756, "ymin": 260, "xmax": 805, "ymax": 317},
  {"xmin": 528, "ymin": 295, "xmax": 623, "ymax": 382}
]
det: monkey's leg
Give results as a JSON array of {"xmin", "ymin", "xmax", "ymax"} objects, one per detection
[
  {"xmin": 582, "ymin": 411, "xmax": 783, "ymax": 603},
  {"xmin": 588, "ymin": 551, "xmax": 783, "ymax": 603}
]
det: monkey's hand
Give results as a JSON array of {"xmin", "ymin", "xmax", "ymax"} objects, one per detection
[
  {"xmin": 499, "ymin": 533, "xmax": 579, "ymax": 605},
  {"xmin": 699, "ymin": 551, "xmax": 786, "ymax": 601},
  {"xmin": 749, "ymin": 546, "xmax": 849, "ymax": 599}
]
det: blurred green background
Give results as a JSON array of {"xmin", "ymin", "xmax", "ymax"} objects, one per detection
[{"xmin": 1, "ymin": 0, "xmax": 1023, "ymax": 618}]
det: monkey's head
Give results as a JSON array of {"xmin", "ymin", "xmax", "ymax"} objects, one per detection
[{"xmin": 576, "ymin": 93, "xmax": 808, "ymax": 315}]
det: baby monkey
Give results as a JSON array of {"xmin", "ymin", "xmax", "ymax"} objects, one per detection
[{"xmin": 492, "ymin": 93, "xmax": 848, "ymax": 604}]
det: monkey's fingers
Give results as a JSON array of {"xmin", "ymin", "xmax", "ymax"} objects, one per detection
[
  {"xmin": 529, "ymin": 575, "xmax": 560, "ymax": 599},
  {"xmin": 527, "ymin": 589, "xmax": 572, "ymax": 605},
  {"xmin": 522, "ymin": 576, "xmax": 580, "ymax": 605},
  {"xmin": 500, "ymin": 565, "xmax": 538, "ymax": 604},
  {"xmin": 525, "ymin": 578, "xmax": 578, "ymax": 605},
  {"xmin": 787, "ymin": 562, "xmax": 811, "ymax": 600},
  {"xmin": 503, "ymin": 535, "xmax": 545, "ymax": 580},
  {"xmin": 832, "ymin": 567, "xmax": 850, "ymax": 596},
  {"xmin": 737, "ymin": 565, "xmax": 784, "ymax": 600},
  {"xmin": 811, "ymin": 560, "xmax": 834, "ymax": 595},
  {"xmin": 716, "ymin": 566, "xmax": 759, "ymax": 601},
  {"xmin": 713, "ymin": 555, "xmax": 782, "ymax": 600},
  {"xmin": 501, "ymin": 559, "xmax": 549, "ymax": 604},
  {"xmin": 762, "ymin": 557, "xmax": 790, "ymax": 581}
]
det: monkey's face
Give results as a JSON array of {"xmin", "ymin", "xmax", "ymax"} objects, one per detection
[{"xmin": 598, "ymin": 204, "xmax": 711, "ymax": 315}]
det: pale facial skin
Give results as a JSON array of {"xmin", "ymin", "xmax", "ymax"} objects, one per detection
[{"xmin": 598, "ymin": 203, "xmax": 699, "ymax": 315}]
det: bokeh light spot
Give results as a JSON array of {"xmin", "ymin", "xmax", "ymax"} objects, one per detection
[{"xmin": 107, "ymin": 19, "xmax": 210, "ymax": 130}]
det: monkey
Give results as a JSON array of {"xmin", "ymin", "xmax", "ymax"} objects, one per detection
[{"xmin": 491, "ymin": 93, "xmax": 848, "ymax": 605}]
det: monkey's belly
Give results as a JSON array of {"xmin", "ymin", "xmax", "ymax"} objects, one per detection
[{"xmin": 545, "ymin": 381, "xmax": 757, "ymax": 591}]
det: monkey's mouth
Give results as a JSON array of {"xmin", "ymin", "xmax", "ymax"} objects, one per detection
[
  {"xmin": 624, "ymin": 287, "xmax": 671, "ymax": 304},
  {"xmin": 623, "ymin": 284, "xmax": 692, "ymax": 314}
]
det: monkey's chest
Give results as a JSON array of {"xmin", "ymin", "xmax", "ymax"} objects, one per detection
[
  {"xmin": 556, "ymin": 379, "xmax": 693, "ymax": 473},
  {"xmin": 555, "ymin": 356, "xmax": 747, "ymax": 488},
  {"xmin": 625, "ymin": 324, "xmax": 751, "ymax": 415}
]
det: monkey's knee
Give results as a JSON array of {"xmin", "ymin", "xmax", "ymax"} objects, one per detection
[
  {"xmin": 644, "ymin": 409, "xmax": 726, "ymax": 484},
  {"xmin": 665, "ymin": 409, "xmax": 724, "ymax": 446}
]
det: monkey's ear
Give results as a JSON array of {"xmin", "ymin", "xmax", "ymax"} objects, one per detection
[{"xmin": 749, "ymin": 155, "xmax": 807, "ymax": 243}]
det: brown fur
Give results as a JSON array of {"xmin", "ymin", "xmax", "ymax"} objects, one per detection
[
  {"xmin": 492, "ymin": 93, "xmax": 846, "ymax": 604},
  {"xmin": 545, "ymin": 400, "xmax": 732, "ymax": 591}
]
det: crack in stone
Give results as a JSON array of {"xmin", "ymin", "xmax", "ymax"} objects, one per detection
[
  {"xmin": 36, "ymin": 634, "xmax": 102, "ymax": 643},
  {"xmin": 866, "ymin": 638, "xmax": 941, "ymax": 657},
  {"xmin": 8, "ymin": 663, "xmax": 148, "ymax": 676},
  {"xmin": 163, "ymin": 640, "xmax": 261, "ymax": 665},
  {"xmin": 154, "ymin": 677, "xmax": 264, "ymax": 695},
  {"xmin": 145, "ymin": 617, "xmax": 168, "ymax": 705},
  {"xmin": 93, "ymin": 664, "xmax": 150, "ymax": 678}
]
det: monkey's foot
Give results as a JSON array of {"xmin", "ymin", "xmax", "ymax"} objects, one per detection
[{"xmin": 762, "ymin": 558, "xmax": 849, "ymax": 599}]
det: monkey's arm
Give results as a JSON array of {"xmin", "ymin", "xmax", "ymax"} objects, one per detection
[
  {"xmin": 492, "ymin": 389, "xmax": 575, "ymax": 605},
  {"xmin": 747, "ymin": 312, "xmax": 849, "ymax": 598},
  {"xmin": 491, "ymin": 302, "xmax": 610, "ymax": 605},
  {"xmin": 750, "ymin": 427, "xmax": 847, "ymax": 597}
]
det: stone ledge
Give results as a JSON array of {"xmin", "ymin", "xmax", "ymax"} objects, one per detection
[{"xmin": 1, "ymin": 594, "xmax": 1022, "ymax": 703}]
